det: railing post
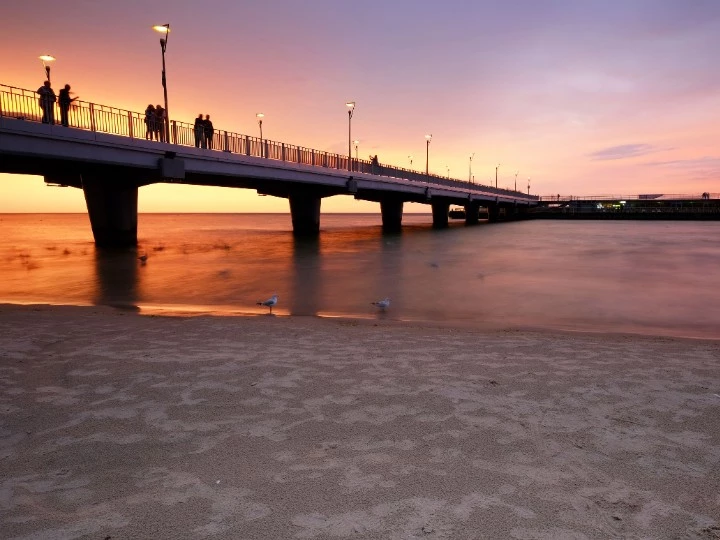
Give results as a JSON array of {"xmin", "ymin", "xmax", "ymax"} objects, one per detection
[
  {"xmin": 223, "ymin": 131, "xmax": 230, "ymax": 152},
  {"xmin": 171, "ymin": 120, "xmax": 177, "ymax": 144},
  {"xmin": 245, "ymin": 135, "xmax": 250, "ymax": 156},
  {"xmin": 128, "ymin": 111, "xmax": 134, "ymax": 138},
  {"xmin": 311, "ymin": 150, "xmax": 315, "ymax": 166},
  {"xmin": 89, "ymin": 103, "xmax": 96, "ymax": 132},
  {"xmin": 281, "ymin": 143, "xmax": 286, "ymax": 162}
]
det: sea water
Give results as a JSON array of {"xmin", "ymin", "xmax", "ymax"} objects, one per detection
[{"xmin": 1, "ymin": 213, "xmax": 718, "ymax": 339}]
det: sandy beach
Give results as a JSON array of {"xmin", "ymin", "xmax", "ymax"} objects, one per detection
[{"xmin": 1, "ymin": 304, "xmax": 719, "ymax": 539}]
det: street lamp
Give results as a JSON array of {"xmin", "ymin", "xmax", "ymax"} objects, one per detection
[
  {"xmin": 346, "ymin": 101, "xmax": 355, "ymax": 171},
  {"xmin": 495, "ymin": 163, "xmax": 500, "ymax": 188},
  {"xmin": 38, "ymin": 55, "xmax": 55, "ymax": 82},
  {"xmin": 446, "ymin": 165, "xmax": 450, "ymax": 179},
  {"xmin": 425, "ymin": 134, "xmax": 432, "ymax": 175},
  {"xmin": 514, "ymin": 170, "xmax": 519, "ymax": 191},
  {"xmin": 256, "ymin": 113, "xmax": 264, "ymax": 156},
  {"xmin": 527, "ymin": 178, "xmax": 531, "ymax": 196},
  {"xmin": 408, "ymin": 155, "xmax": 413, "ymax": 169},
  {"xmin": 469, "ymin": 153, "xmax": 475, "ymax": 183},
  {"xmin": 152, "ymin": 23, "xmax": 171, "ymax": 143},
  {"xmin": 353, "ymin": 140, "xmax": 359, "ymax": 162}
]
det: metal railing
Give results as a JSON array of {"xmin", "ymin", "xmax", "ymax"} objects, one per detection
[{"xmin": 0, "ymin": 83, "xmax": 536, "ymax": 202}]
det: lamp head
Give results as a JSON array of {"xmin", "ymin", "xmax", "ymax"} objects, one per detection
[
  {"xmin": 39, "ymin": 55, "xmax": 55, "ymax": 63},
  {"xmin": 345, "ymin": 101, "xmax": 355, "ymax": 110},
  {"xmin": 152, "ymin": 24, "xmax": 170, "ymax": 34},
  {"xmin": 425, "ymin": 134, "xmax": 432, "ymax": 142}
]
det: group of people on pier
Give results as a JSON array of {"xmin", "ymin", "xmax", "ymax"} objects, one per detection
[
  {"xmin": 36, "ymin": 81, "xmax": 77, "ymax": 127},
  {"xmin": 37, "ymin": 80, "xmax": 217, "ymax": 149},
  {"xmin": 144, "ymin": 104, "xmax": 167, "ymax": 142},
  {"xmin": 193, "ymin": 114, "xmax": 215, "ymax": 148}
]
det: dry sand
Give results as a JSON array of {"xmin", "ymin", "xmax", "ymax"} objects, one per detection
[{"xmin": 0, "ymin": 304, "xmax": 719, "ymax": 540}]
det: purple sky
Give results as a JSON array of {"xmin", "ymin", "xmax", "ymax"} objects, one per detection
[{"xmin": 1, "ymin": 0, "xmax": 719, "ymax": 211}]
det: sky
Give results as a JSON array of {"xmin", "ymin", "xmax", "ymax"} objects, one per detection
[{"xmin": 1, "ymin": 0, "xmax": 719, "ymax": 212}]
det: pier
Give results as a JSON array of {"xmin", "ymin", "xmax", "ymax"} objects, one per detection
[{"xmin": 0, "ymin": 83, "xmax": 535, "ymax": 247}]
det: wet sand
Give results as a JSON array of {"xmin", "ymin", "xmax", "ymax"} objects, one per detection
[{"xmin": 1, "ymin": 304, "xmax": 719, "ymax": 539}]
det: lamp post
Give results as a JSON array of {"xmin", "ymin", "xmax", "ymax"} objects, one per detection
[
  {"xmin": 527, "ymin": 178, "xmax": 531, "ymax": 196},
  {"xmin": 152, "ymin": 23, "xmax": 171, "ymax": 143},
  {"xmin": 408, "ymin": 155, "xmax": 413, "ymax": 169},
  {"xmin": 38, "ymin": 55, "xmax": 55, "ymax": 83},
  {"xmin": 346, "ymin": 101, "xmax": 355, "ymax": 171},
  {"xmin": 469, "ymin": 153, "xmax": 475, "ymax": 183},
  {"xmin": 495, "ymin": 163, "xmax": 500, "ymax": 188},
  {"xmin": 514, "ymin": 170, "xmax": 519, "ymax": 191},
  {"xmin": 353, "ymin": 140, "xmax": 359, "ymax": 162},
  {"xmin": 425, "ymin": 134, "xmax": 432, "ymax": 176},
  {"xmin": 256, "ymin": 113, "xmax": 264, "ymax": 157},
  {"xmin": 446, "ymin": 165, "xmax": 450, "ymax": 179}
]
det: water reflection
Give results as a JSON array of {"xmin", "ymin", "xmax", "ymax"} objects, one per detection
[
  {"xmin": 93, "ymin": 249, "xmax": 140, "ymax": 310},
  {"xmin": 290, "ymin": 237, "xmax": 321, "ymax": 316}
]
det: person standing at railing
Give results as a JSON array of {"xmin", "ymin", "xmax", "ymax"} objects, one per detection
[
  {"xmin": 36, "ymin": 81, "xmax": 56, "ymax": 125},
  {"xmin": 58, "ymin": 84, "xmax": 78, "ymax": 127},
  {"xmin": 155, "ymin": 105, "xmax": 166, "ymax": 142},
  {"xmin": 145, "ymin": 105, "xmax": 156, "ymax": 140},
  {"xmin": 204, "ymin": 115, "xmax": 214, "ymax": 150},
  {"xmin": 194, "ymin": 113, "xmax": 205, "ymax": 148}
]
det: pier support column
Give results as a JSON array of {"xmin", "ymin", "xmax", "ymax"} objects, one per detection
[
  {"xmin": 289, "ymin": 194, "xmax": 322, "ymax": 236},
  {"xmin": 82, "ymin": 177, "xmax": 138, "ymax": 248},
  {"xmin": 380, "ymin": 199, "xmax": 404, "ymax": 233},
  {"xmin": 431, "ymin": 201, "xmax": 450, "ymax": 229},
  {"xmin": 465, "ymin": 202, "xmax": 481, "ymax": 225},
  {"xmin": 487, "ymin": 202, "xmax": 500, "ymax": 223}
]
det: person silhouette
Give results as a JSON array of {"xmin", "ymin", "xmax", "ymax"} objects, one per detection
[
  {"xmin": 194, "ymin": 113, "xmax": 204, "ymax": 148},
  {"xmin": 204, "ymin": 114, "xmax": 214, "ymax": 149},
  {"xmin": 154, "ymin": 105, "xmax": 165, "ymax": 142},
  {"xmin": 58, "ymin": 84, "xmax": 77, "ymax": 127},
  {"xmin": 36, "ymin": 80, "xmax": 56, "ymax": 124},
  {"xmin": 144, "ymin": 105, "xmax": 156, "ymax": 140}
]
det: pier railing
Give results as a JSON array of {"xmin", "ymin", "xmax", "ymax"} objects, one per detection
[{"xmin": 0, "ymin": 83, "xmax": 535, "ymax": 202}]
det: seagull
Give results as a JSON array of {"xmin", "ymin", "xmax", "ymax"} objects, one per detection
[
  {"xmin": 371, "ymin": 297, "xmax": 390, "ymax": 310},
  {"xmin": 257, "ymin": 294, "xmax": 279, "ymax": 313}
]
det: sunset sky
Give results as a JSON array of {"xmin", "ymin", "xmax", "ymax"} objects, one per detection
[{"xmin": 1, "ymin": 0, "xmax": 719, "ymax": 212}]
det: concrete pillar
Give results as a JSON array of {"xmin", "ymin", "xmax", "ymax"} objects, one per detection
[
  {"xmin": 380, "ymin": 199, "xmax": 404, "ymax": 233},
  {"xmin": 289, "ymin": 194, "xmax": 322, "ymax": 236},
  {"xmin": 487, "ymin": 202, "xmax": 500, "ymax": 223},
  {"xmin": 431, "ymin": 201, "xmax": 450, "ymax": 229},
  {"xmin": 465, "ymin": 202, "xmax": 481, "ymax": 225},
  {"xmin": 82, "ymin": 178, "xmax": 138, "ymax": 248}
]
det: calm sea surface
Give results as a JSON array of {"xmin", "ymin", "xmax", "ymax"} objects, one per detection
[{"xmin": 1, "ymin": 213, "xmax": 719, "ymax": 339}]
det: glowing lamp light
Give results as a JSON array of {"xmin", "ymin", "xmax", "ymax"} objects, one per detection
[
  {"xmin": 346, "ymin": 101, "xmax": 356, "ymax": 109},
  {"xmin": 152, "ymin": 24, "xmax": 170, "ymax": 33},
  {"xmin": 39, "ymin": 55, "xmax": 55, "ymax": 62}
]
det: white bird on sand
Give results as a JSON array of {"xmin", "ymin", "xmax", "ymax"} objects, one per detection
[
  {"xmin": 371, "ymin": 297, "xmax": 390, "ymax": 310},
  {"xmin": 257, "ymin": 294, "xmax": 279, "ymax": 313}
]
